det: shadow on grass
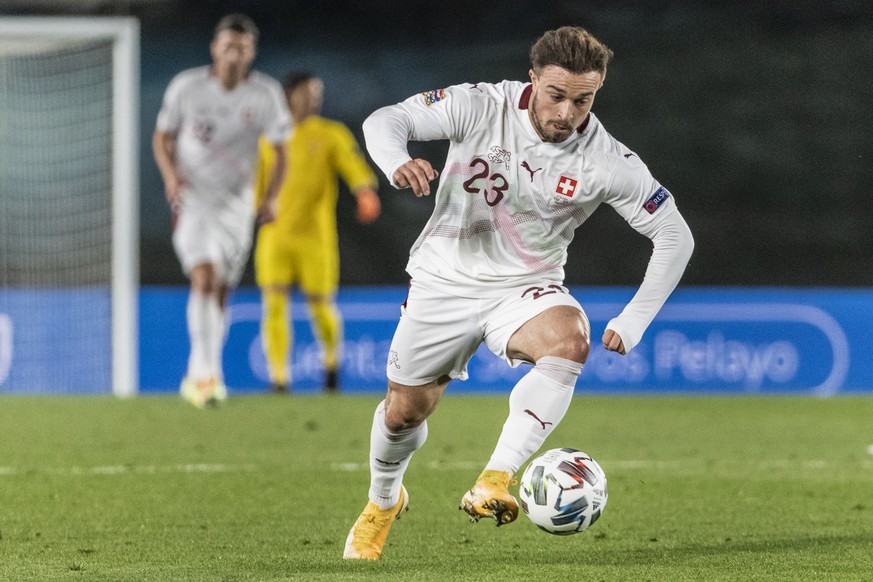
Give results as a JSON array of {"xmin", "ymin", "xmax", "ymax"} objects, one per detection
[
  {"xmin": 570, "ymin": 532, "xmax": 873, "ymax": 567},
  {"xmin": 289, "ymin": 532, "xmax": 873, "ymax": 578}
]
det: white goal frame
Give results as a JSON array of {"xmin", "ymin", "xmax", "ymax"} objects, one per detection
[{"xmin": 0, "ymin": 17, "xmax": 140, "ymax": 397}]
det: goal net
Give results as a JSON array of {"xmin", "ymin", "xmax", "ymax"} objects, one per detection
[{"xmin": 0, "ymin": 18, "xmax": 139, "ymax": 396}]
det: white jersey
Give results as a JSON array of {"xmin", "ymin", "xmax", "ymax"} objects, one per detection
[
  {"xmin": 363, "ymin": 80, "xmax": 694, "ymax": 352},
  {"xmin": 156, "ymin": 66, "xmax": 291, "ymax": 218}
]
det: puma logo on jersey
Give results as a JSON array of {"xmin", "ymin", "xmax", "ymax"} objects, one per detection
[
  {"xmin": 623, "ymin": 152, "xmax": 636, "ymax": 159},
  {"xmin": 470, "ymin": 83, "xmax": 483, "ymax": 92},
  {"xmin": 521, "ymin": 161, "xmax": 543, "ymax": 182},
  {"xmin": 524, "ymin": 409, "xmax": 553, "ymax": 430}
]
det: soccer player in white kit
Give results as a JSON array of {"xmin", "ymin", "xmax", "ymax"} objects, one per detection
[
  {"xmin": 343, "ymin": 27, "xmax": 695, "ymax": 560},
  {"xmin": 152, "ymin": 14, "xmax": 291, "ymax": 407}
]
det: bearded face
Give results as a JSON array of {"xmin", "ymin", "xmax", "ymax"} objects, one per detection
[
  {"xmin": 528, "ymin": 65, "xmax": 604, "ymax": 143},
  {"xmin": 210, "ymin": 30, "xmax": 256, "ymax": 89}
]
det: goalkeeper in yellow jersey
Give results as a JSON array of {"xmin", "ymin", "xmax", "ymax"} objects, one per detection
[{"xmin": 254, "ymin": 72, "xmax": 381, "ymax": 393}]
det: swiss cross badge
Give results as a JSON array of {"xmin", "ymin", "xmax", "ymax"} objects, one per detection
[{"xmin": 555, "ymin": 176, "xmax": 578, "ymax": 197}]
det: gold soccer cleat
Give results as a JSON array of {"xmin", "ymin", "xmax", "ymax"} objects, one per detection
[
  {"xmin": 459, "ymin": 470, "xmax": 519, "ymax": 526},
  {"xmin": 343, "ymin": 486, "xmax": 409, "ymax": 560}
]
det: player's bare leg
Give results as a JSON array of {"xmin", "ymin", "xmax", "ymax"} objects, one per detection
[
  {"xmin": 344, "ymin": 377, "xmax": 448, "ymax": 559},
  {"xmin": 461, "ymin": 306, "xmax": 589, "ymax": 525}
]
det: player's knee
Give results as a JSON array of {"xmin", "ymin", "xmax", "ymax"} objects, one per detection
[
  {"xmin": 192, "ymin": 279, "xmax": 217, "ymax": 296},
  {"xmin": 190, "ymin": 264, "xmax": 219, "ymax": 295},
  {"xmin": 305, "ymin": 293, "xmax": 330, "ymax": 306},
  {"xmin": 263, "ymin": 290, "xmax": 286, "ymax": 315},
  {"xmin": 520, "ymin": 306, "xmax": 590, "ymax": 364},
  {"xmin": 384, "ymin": 380, "xmax": 439, "ymax": 431},
  {"xmin": 553, "ymin": 333, "xmax": 590, "ymax": 365},
  {"xmin": 383, "ymin": 403, "xmax": 427, "ymax": 432}
]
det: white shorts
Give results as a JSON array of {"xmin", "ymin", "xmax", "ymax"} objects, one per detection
[
  {"xmin": 386, "ymin": 279, "xmax": 587, "ymax": 386},
  {"xmin": 172, "ymin": 199, "xmax": 254, "ymax": 288}
]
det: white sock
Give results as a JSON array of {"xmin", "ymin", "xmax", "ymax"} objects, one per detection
[
  {"xmin": 207, "ymin": 298, "xmax": 225, "ymax": 382},
  {"xmin": 368, "ymin": 400, "xmax": 428, "ymax": 509},
  {"xmin": 485, "ymin": 356, "xmax": 582, "ymax": 476},
  {"xmin": 186, "ymin": 291, "xmax": 211, "ymax": 380}
]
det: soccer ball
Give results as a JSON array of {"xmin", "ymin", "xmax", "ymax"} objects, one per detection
[{"xmin": 518, "ymin": 448, "xmax": 608, "ymax": 535}]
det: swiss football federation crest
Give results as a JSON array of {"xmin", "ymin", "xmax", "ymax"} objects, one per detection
[
  {"xmin": 488, "ymin": 145, "xmax": 512, "ymax": 170},
  {"xmin": 556, "ymin": 176, "xmax": 578, "ymax": 197},
  {"xmin": 643, "ymin": 186, "xmax": 671, "ymax": 214}
]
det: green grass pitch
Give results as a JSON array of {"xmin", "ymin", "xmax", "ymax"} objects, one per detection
[{"xmin": 1, "ymin": 394, "xmax": 871, "ymax": 581}]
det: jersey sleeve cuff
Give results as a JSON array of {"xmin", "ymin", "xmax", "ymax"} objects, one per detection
[{"xmin": 605, "ymin": 317, "xmax": 642, "ymax": 354}]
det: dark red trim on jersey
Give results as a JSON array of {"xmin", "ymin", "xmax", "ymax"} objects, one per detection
[
  {"xmin": 518, "ymin": 84, "xmax": 532, "ymax": 109},
  {"xmin": 517, "ymin": 84, "xmax": 591, "ymax": 133}
]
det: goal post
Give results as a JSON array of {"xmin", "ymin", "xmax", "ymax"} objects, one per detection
[{"xmin": 0, "ymin": 17, "xmax": 140, "ymax": 397}]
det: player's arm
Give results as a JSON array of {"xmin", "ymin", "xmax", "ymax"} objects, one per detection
[
  {"xmin": 256, "ymin": 79, "xmax": 292, "ymax": 224},
  {"xmin": 362, "ymin": 84, "xmax": 483, "ymax": 197},
  {"xmin": 604, "ymin": 209, "xmax": 693, "ymax": 354},
  {"xmin": 256, "ymin": 141, "xmax": 287, "ymax": 225},
  {"xmin": 154, "ymin": 74, "xmax": 189, "ymax": 210},
  {"xmin": 152, "ymin": 129, "xmax": 184, "ymax": 210},
  {"xmin": 602, "ymin": 159, "xmax": 695, "ymax": 354},
  {"xmin": 362, "ymin": 105, "xmax": 438, "ymax": 197},
  {"xmin": 252, "ymin": 137, "xmax": 272, "ymax": 207},
  {"xmin": 334, "ymin": 125, "xmax": 381, "ymax": 223}
]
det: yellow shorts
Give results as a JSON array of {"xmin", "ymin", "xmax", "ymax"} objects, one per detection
[{"xmin": 254, "ymin": 229, "xmax": 339, "ymax": 295}]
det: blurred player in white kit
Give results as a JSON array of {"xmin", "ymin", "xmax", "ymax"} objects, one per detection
[
  {"xmin": 152, "ymin": 14, "xmax": 291, "ymax": 407},
  {"xmin": 343, "ymin": 26, "xmax": 694, "ymax": 559}
]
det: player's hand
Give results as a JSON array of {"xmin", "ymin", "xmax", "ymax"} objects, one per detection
[
  {"xmin": 257, "ymin": 197, "xmax": 278, "ymax": 225},
  {"xmin": 355, "ymin": 188, "xmax": 381, "ymax": 224},
  {"xmin": 393, "ymin": 159, "xmax": 439, "ymax": 197},
  {"xmin": 602, "ymin": 329, "xmax": 626, "ymax": 355}
]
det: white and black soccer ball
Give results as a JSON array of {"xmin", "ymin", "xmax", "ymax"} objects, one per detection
[{"xmin": 519, "ymin": 448, "xmax": 608, "ymax": 535}]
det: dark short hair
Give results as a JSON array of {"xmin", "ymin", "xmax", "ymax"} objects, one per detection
[
  {"xmin": 282, "ymin": 71, "xmax": 316, "ymax": 92},
  {"xmin": 530, "ymin": 26, "xmax": 613, "ymax": 75},
  {"xmin": 214, "ymin": 13, "xmax": 259, "ymax": 45}
]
